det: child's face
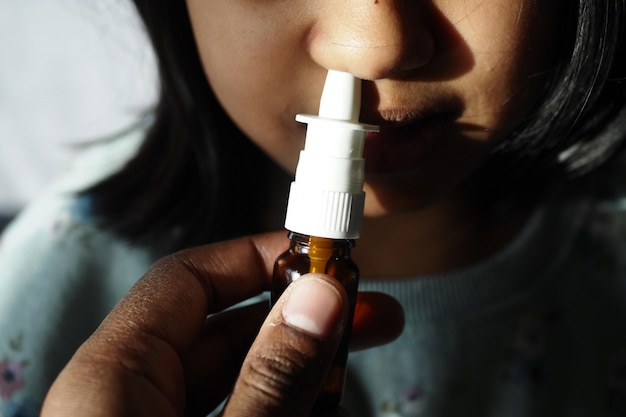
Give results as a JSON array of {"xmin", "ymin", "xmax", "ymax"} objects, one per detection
[{"xmin": 187, "ymin": 0, "xmax": 562, "ymax": 215}]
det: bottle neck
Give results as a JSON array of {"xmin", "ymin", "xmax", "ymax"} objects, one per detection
[
  {"xmin": 288, "ymin": 232, "xmax": 355, "ymax": 249},
  {"xmin": 288, "ymin": 232, "xmax": 354, "ymax": 273},
  {"xmin": 289, "ymin": 231, "xmax": 355, "ymax": 257}
]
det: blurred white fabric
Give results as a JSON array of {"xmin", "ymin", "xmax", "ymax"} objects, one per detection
[{"xmin": 0, "ymin": 0, "xmax": 157, "ymax": 216}]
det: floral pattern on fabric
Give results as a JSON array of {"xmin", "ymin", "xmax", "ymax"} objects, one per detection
[
  {"xmin": 0, "ymin": 334, "xmax": 39, "ymax": 417},
  {"xmin": 380, "ymin": 386, "xmax": 429, "ymax": 417},
  {"xmin": 0, "ymin": 360, "xmax": 25, "ymax": 400}
]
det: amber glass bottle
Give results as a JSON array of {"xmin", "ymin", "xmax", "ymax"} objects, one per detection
[
  {"xmin": 271, "ymin": 233, "xmax": 359, "ymax": 410},
  {"xmin": 271, "ymin": 70, "xmax": 378, "ymax": 410}
]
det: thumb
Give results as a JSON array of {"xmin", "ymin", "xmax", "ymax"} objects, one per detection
[{"xmin": 222, "ymin": 274, "xmax": 348, "ymax": 417}]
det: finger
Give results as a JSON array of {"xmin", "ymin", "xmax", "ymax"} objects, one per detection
[
  {"xmin": 113, "ymin": 231, "xmax": 289, "ymax": 351},
  {"xmin": 183, "ymin": 290, "xmax": 403, "ymax": 415},
  {"xmin": 223, "ymin": 274, "xmax": 349, "ymax": 417},
  {"xmin": 351, "ymin": 292, "xmax": 405, "ymax": 351},
  {"xmin": 183, "ymin": 302, "xmax": 269, "ymax": 416},
  {"xmin": 42, "ymin": 231, "xmax": 289, "ymax": 417}
]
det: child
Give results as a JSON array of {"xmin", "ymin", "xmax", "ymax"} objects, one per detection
[{"xmin": 3, "ymin": 0, "xmax": 626, "ymax": 416}]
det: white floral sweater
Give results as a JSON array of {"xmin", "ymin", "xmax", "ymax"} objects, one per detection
[{"xmin": 1, "ymin": 126, "xmax": 626, "ymax": 417}]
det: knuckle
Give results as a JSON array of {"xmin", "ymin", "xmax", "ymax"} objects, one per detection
[{"xmin": 239, "ymin": 342, "xmax": 323, "ymax": 410}]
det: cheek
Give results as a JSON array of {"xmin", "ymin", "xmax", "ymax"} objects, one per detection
[
  {"xmin": 188, "ymin": 6, "xmax": 276, "ymax": 130},
  {"xmin": 451, "ymin": 0, "xmax": 563, "ymax": 133},
  {"xmin": 187, "ymin": 1, "xmax": 313, "ymax": 173}
]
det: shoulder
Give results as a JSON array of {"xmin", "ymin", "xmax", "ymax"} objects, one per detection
[
  {"xmin": 0, "ymin": 121, "xmax": 151, "ymax": 293},
  {"xmin": 0, "ymin": 121, "xmax": 157, "ymax": 410}
]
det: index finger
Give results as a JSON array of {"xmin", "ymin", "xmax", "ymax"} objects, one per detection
[{"xmin": 110, "ymin": 231, "xmax": 289, "ymax": 352}]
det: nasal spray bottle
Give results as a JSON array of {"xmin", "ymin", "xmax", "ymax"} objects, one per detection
[{"xmin": 271, "ymin": 70, "xmax": 379, "ymax": 410}]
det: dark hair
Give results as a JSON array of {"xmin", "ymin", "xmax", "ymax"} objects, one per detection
[
  {"xmin": 492, "ymin": 0, "xmax": 626, "ymax": 177},
  {"xmin": 85, "ymin": 0, "xmax": 626, "ymax": 246},
  {"xmin": 85, "ymin": 1, "xmax": 288, "ymax": 247}
]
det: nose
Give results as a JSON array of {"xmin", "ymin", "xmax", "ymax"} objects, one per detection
[{"xmin": 308, "ymin": 1, "xmax": 435, "ymax": 80}]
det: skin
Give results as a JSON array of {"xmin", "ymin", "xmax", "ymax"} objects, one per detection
[{"xmin": 187, "ymin": 0, "xmax": 562, "ymax": 277}]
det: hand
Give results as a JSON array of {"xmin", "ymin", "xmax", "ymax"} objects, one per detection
[{"xmin": 41, "ymin": 232, "xmax": 404, "ymax": 417}]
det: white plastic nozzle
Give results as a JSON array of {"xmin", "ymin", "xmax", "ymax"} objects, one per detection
[
  {"xmin": 318, "ymin": 70, "xmax": 360, "ymax": 122},
  {"xmin": 284, "ymin": 70, "xmax": 379, "ymax": 239}
]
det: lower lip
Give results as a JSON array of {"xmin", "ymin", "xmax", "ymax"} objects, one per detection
[{"xmin": 363, "ymin": 117, "xmax": 443, "ymax": 176}]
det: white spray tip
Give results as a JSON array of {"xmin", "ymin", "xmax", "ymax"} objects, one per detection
[
  {"xmin": 318, "ymin": 70, "xmax": 361, "ymax": 122},
  {"xmin": 295, "ymin": 71, "xmax": 379, "ymax": 158}
]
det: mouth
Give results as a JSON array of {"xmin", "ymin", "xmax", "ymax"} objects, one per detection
[{"xmin": 362, "ymin": 111, "xmax": 451, "ymax": 176}]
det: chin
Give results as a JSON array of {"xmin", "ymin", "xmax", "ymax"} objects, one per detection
[
  {"xmin": 363, "ymin": 184, "xmax": 438, "ymax": 218},
  {"xmin": 362, "ymin": 166, "xmax": 471, "ymax": 218}
]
